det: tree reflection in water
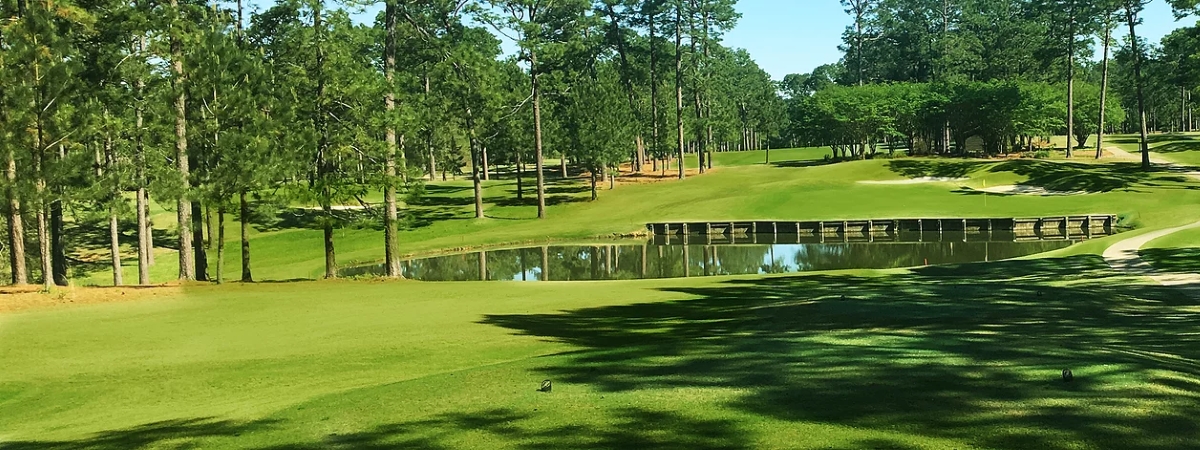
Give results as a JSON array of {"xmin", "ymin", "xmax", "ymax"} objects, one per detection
[{"xmin": 341, "ymin": 232, "xmax": 1082, "ymax": 281}]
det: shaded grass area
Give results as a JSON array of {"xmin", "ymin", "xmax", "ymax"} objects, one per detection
[
  {"xmin": 5, "ymin": 256, "xmax": 1200, "ymax": 448},
  {"xmin": 1141, "ymin": 226, "xmax": 1200, "ymax": 273},
  {"xmin": 887, "ymin": 158, "xmax": 1195, "ymax": 194},
  {"xmin": 1111, "ymin": 132, "xmax": 1200, "ymax": 165}
]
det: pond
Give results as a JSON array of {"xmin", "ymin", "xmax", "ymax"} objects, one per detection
[{"xmin": 341, "ymin": 231, "xmax": 1086, "ymax": 282}]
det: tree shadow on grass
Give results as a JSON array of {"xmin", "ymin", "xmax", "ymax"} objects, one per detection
[
  {"xmin": 1110, "ymin": 134, "xmax": 1198, "ymax": 146},
  {"xmin": 493, "ymin": 195, "xmax": 588, "ymax": 208},
  {"xmin": 770, "ymin": 159, "xmax": 839, "ymax": 169},
  {"xmin": 985, "ymin": 160, "xmax": 1179, "ymax": 193},
  {"xmin": 1139, "ymin": 247, "xmax": 1200, "ymax": 273},
  {"xmin": 480, "ymin": 256, "xmax": 1200, "ymax": 449},
  {"xmin": 252, "ymin": 407, "xmax": 751, "ymax": 450},
  {"xmin": 887, "ymin": 159, "xmax": 992, "ymax": 179},
  {"xmin": 2, "ymin": 417, "xmax": 278, "ymax": 450},
  {"xmin": 1152, "ymin": 141, "xmax": 1200, "ymax": 155}
]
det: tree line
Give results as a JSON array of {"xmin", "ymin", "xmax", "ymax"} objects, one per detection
[
  {"xmin": 0, "ymin": 0, "xmax": 793, "ymax": 288},
  {"xmin": 780, "ymin": 0, "xmax": 1199, "ymax": 162}
]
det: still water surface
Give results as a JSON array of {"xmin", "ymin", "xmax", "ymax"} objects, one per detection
[{"xmin": 342, "ymin": 231, "xmax": 1082, "ymax": 281}]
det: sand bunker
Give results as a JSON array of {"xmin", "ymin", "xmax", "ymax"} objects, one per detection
[
  {"xmin": 974, "ymin": 185, "xmax": 1084, "ymax": 196},
  {"xmin": 858, "ymin": 177, "xmax": 968, "ymax": 185}
]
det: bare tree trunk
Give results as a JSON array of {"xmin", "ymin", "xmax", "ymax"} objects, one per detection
[
  {"xmin": 0, "ymin": 18, "xmax": 24, "ymax": 286},
  {"xmin": 315, "ymin": 3, "xmax": 337, "ymax": 279},
  {"xmin": 531, "ymin": 47, "xmax": 547, "ymax": 219},
  {"xmin": 34, "ymin": 125, "xmax": 50, "ymax": 291},
  {"xmin": 1065, "ymin": 0, "xmax": 1076, "ymax": 158},
  {"xmin": 192, "ymin": 202, "xmax": 207, "ymax": 281},
  {"xmin": 109, "ymin": 209, "xmax": 122, "ymax": 286},
  {"xmin": 135, "ymin": 56, "xmax": 150, "ymax": 284},
  {"xmin": 240, "ymin": 190, "xmax": 252, "ymax": 282},
  {"xmin": 6, "ymin": 145, "xmax": 26, "ymax": 285},
  {"xmin": 560, "ymin": 152, "xmax": 567, "ymax": 178},
  {"xmin": 322, "ymin": 205, "xmax": 336, "ymax": 279},
  {"xmin": 467, "ymin": 107, "xmax": 484, "ymax": 219},
  {"xmin": 172, "ymin": 0, "xmax": 194, "ymax": 281},
  {"xmin": 204, "ymin": 205, "xmax": 213, "ymax": 250},
  {"xmin": 1126, "ymin": 5, "xmax": 1151, "ymax": 170},
  {"xmin": 649, "ymin": 7, "xmax": 660, "ymax": 176},
  {"xmin": 425, "ymin": 73, "xmax": 436, "ymax": 182},
  {"xmin": 383, "ymin": 0, "xmax": 401, "ymax": 278},
  {"xmin": 103, "ymin": 131, "xmax": 122, "ymax": 287},
  {"xmin": 1097, "ymin": 22, "xmax": 1112, "ymax": 159},
  {"xmin": 144, "ymin": 189, "xmax": 154, "ymax": 266},
  {"xmin": 481, "ymin": 146, "xmax": 489, "ymax": 180},
  {"xmin": 674, "ymin": 6, "xmax": 685, "ymax": 180},
  {"xmin": 50, "ymin": 199, "xmax": 65, "ymax": 285},
  {"xmin": 216, "ymin": 206, "xmax": 225, "ymax": 284},
  {"xmin": 37, "ymin": 205, "xmax": 50, "ymax": 290},
  {"xmin": 590, "ymin": 171, "xmax": 598, "ymax": 201}
]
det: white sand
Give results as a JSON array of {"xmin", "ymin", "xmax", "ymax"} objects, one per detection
[
  {"xmin": 974, "ymin": 185, "xmax": 1083, "ymax": 196},
  {"xmin": 858, "ymin": 177, "xmax": 968, "ymax": 185}
]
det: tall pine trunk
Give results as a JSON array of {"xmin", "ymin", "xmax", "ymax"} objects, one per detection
[
  {"xmin": 50, "ymin": 199, "xmax": 65, "ymax": 285},
  {"xmin": 107, "ymin": 204, "xmax": 122, "ymax": 288},
  {"xmin": 1096, "ymin": 22, "xmax": 1112, "ymax": 159},
  {"xmin": 467, "ymin": 107, "xmax": 483, "ymax": 219},
  {"xmin": 204, "ymin": 206, "xmax": 213, "ymax": 250},
  {"xmin": 5, "ymin": 144, "xmax": 25, "ymax": 285},
  {"xmin": 531, "ymin": 46, "xmax": 547, "ymax": 219},
  {"xmin": 172, "ymin": 0, "xmax": 194, "ymax": 280},
  {"xmin": 192, "ymin": 202, "xmax": 207, "ymax": 280},
  {"xmin": 1, "ymin": 10, "xmax": 25, "ymax": 286},
  {"xmin": 104, "ymin": 132, "xmax": 122, "ymax": 286},
  {"xmin": 674, "ymin": 6, "xmax": 685, "ymax": 180},
  {"xmin": 144, "ymin": 189, "xmax": 155, "ymax": 266},
  {"xmin": 239, "ymin": 190, "xmax": 252, "ymax": 282},
  {"xmin": 383, "ymin": 0, "xmax": 400, "ymax": 277},
  {"xmin": 482, "ymin": 146, "xmax": 489, "ymax": 180},
  {"xmin": 424, "ymin": 73, "xmax": 436, "ymax": 182},
  {"xmin": 135, "ymin": 48, "xmax": 150, "ymax": 284},
  {"xmin": 1126, "ymin": 5, "xmax": 1151, "ymax": 170},
  {"xmin": 1065, "ymin": 0, "xmax": 1076, "ymax": 158},
  {"xmin": 34, "ymin": 122, "xmax": 50, "ymax": 291},
  {"xmin": 315, "ymin": 2, "xmax": 336, "ymax": 279},
  {"xmin": 649, "ymin": 7, "xmax": 660, "ymax": 176},
  {"xmin": 216, "ymin": 207, "xmax": 225, "ymax": 284}
]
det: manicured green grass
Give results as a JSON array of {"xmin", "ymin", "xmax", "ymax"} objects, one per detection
[
  {"xmin": 4, "ymin": 257, "xmax": 1199, "ymax": 448},
  {"xmin": 1140, "ymin": 227, "xmax": 1200, "ymax": 273},
  {"xmin": 1110, "ymin": 132, "xmax": 1200, "ymax": 165}
]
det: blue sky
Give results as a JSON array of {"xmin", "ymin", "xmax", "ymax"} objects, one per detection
[
  {"xmin": 725, "ymin": 0, "xmax": 1199, "ymax": 79},
  {"xmin": 256, "ymin": 0, "xmax": 1199, "ymax": 81}
]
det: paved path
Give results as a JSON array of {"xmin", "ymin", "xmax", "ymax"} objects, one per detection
[
  {"xmin": 1103, "ymin": 220, "xmax": 1200, "ymax": 289},
  {"xmin": 1103, "ymin": 145, "xmax": 1200, "ymax": 180}
]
